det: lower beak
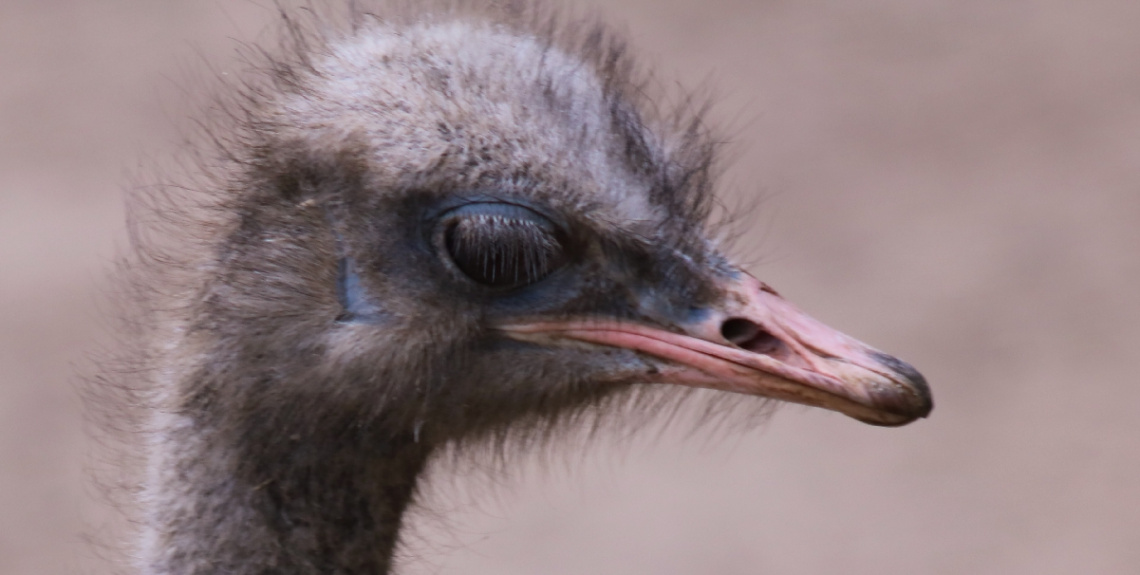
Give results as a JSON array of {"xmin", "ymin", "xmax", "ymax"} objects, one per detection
[{"xmin": 500, "ymin": 273, "xmax": 932, "ymax": 427}]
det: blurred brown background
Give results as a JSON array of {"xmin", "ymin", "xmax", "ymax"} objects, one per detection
[{"xmin": 2, "ymin": 1, "xmax": 1138, "ymax": 574}]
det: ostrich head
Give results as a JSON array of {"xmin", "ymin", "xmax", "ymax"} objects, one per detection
[{"xmin": 136, "ymin": 5, "xmax": 931, "ymax": 574}]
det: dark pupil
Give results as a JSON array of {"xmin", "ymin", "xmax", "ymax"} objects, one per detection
[{"xmin": 445, "ymin": 212, "xmax": 565, "ymax": 288}]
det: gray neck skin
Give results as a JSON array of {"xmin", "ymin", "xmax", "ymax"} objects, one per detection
[{"xmin": 146, "ymin": 420, "xmax": 432, "ymax": 575}]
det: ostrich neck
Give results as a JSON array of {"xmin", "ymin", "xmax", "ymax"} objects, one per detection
[{"xmin": 143, "ymin": 402, "xmax": 432, "ymax": 575}]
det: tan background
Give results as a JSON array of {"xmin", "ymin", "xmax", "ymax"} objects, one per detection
[{"xmin": 2, "ymin": 1, "xmax": 1138, "ymax": 574}]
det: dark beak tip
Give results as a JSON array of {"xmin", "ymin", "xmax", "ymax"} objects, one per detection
[
  {"xmin": 867, "ymin": 350, "xmax": 934, "ymax": 422},
  {"xmin": 859, "ymin": 395, "xmax": 933, "ymax": 428},
  {"xmin": 859, "ymin": 413, "xmax": 924, "ymax": 428}
]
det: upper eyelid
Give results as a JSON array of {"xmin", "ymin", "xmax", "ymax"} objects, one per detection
[
  {"xmin": 440, "ymin": 202, "xmax": 558, "ymax": 230},
  {"xmin": 422, "ymin": 194, "xmax": 574, "ymax": 232}
]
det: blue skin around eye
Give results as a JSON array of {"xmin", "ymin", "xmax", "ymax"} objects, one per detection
[{"xmin": 336, "ymin": 255, "xmax": 389, "ymax": 324}]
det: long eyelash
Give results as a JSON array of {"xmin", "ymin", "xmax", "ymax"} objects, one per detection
[{"xmin": 445, "ymin": 214, "xmax": 563, "ymax": 287}]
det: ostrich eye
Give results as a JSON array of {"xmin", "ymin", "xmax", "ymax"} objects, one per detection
[{"xmin": 440, "ymin": 203, "xmax": 567, "ymax": 289}]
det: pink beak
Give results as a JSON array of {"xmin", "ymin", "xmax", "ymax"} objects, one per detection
[{"xmin": 500, "ymin": 273, "xmax": 932, "ymax": 426}]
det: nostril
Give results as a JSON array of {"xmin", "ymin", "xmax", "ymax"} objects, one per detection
[
  {"xmin": 720, "ymin": 318, "xmax": 782, "ymax": 355},
  {"xmin": 721, "ymin": 318, "xmax": 760, "ymax": 344}
]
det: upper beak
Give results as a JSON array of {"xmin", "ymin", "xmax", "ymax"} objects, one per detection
[{"xmin": 499, "ymin": 273, "xmax": 932, "ymax": 427}]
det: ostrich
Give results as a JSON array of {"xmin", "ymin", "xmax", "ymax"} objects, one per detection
[{"xmin": 121, "ymin": 3, "xmax": 932, "ymax": 574}]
